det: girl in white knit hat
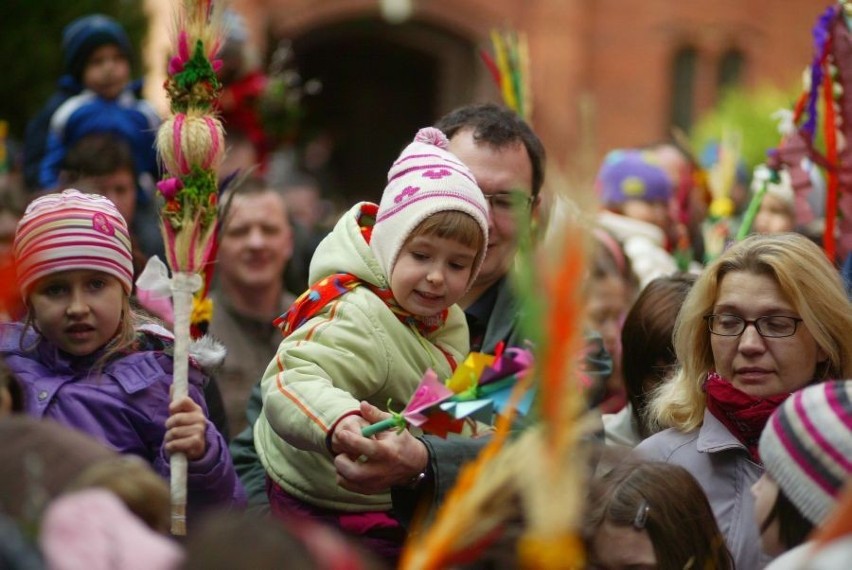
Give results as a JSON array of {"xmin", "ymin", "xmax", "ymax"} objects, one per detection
[{"xmin": 253, "ymin": 127, "xmax": 488, "ymax": 561}]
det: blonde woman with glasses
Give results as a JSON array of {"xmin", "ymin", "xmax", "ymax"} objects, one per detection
[{"xmin": 633, "ymin": 232, "xmax": 852, "ymax": 570}]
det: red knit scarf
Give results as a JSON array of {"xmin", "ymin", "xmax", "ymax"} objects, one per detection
[
  {"xmin": 274, "ymin": 204, "xmax": 448, "ymax": 338},
  {"xmin": 703, "ymin": 371, "xmax": 789, "ymax": 462}
]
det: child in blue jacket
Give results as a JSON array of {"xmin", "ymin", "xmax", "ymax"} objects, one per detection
[{"xmin": 33, "ymin": 15, "xmax": 160, "ymax": 198}]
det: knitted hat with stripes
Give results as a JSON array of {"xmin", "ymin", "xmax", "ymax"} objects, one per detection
[
  {"xmin": 14, "ymin": 189, "xmax": 134, "ymax": 296},
  {"xmin": 371, "ymin": 127, "xmax": 488, "ymax": 283},
  {"xmin": 759, "ymin": 380, "xmax": 852, "ymax": 525}
]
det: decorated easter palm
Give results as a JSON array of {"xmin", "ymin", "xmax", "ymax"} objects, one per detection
[
  {"xmin": 701, "ymin": 131, "xmax": 742, "ymax": 260},
  {"xmin": 479, "ymin": 28, "xmax": 532, "ymax": 123},
  {"xmin": 762, "ymin": 2, "xmax": 852, "ymax": 260},
  {"xmin": 155, "ymin": 0, "xmax": 225, "ymax": 536},
  {"xmin": 399, "ymin": 32, "xmax": 589, "ymax": 567}
]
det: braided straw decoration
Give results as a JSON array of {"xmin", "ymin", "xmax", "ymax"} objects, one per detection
[
  {"xmin": 155, "ymin": 0, "xmax": 225, "ymax": 537},
  {"xmin": 157, "ymin": 111, "xmax": 224, "ymax": 177}
]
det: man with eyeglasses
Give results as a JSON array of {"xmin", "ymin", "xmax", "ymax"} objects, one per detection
[
  {"xmin": 232, "ymin": 103, "xmax": 550, "ymax": 510},
  {"xmin": 434, "ymin": 103, "xmax": 545, "ymax": 353},
  {"xmin": 230, "ymin": 104, "xmax": 611, "ymax": 520},
  {"xmin": 332, "ymin": 104, "xmax": 611, "ymax": 522}
]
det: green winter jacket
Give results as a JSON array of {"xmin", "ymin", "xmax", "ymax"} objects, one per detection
[{"xmin": 254, "ymin": 203, "xmax": 469, "ymax": 511}]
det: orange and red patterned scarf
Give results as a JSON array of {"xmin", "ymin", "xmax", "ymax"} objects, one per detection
[{"xmin": 274, "ymin": 203, "xmax": 449, "ymax": 338}]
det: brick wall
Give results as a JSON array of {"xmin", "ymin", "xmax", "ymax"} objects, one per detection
[{"xmin": 157, "ymin": 0, "xmax": 827, "ymax": 194}]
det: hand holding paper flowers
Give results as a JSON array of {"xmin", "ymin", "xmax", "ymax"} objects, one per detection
[{"xmin": 360, "ymin": 347, "xmax": 535, "ymax": 438}]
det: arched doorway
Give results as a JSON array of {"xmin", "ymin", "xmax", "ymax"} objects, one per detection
[{"xmin": 286, "ymin": 18, "xmax": 477, "ymax": 205}]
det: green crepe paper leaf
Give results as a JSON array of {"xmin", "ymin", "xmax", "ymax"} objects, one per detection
[
  {"xmin": 508, "ymin": 194, "xmax": 545, "ymax": 424},
  {"xmin": 166, "ymin": 39, "xmax": 222, "ymax": 114},
  {"xmin": 160, "ymin": 166, "xmax": 219, "ymax": 231}
]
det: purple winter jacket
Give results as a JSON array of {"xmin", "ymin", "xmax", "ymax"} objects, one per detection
[{"xmin": 0, "ymin": 322, "xmax": 245, "ymax": 514}]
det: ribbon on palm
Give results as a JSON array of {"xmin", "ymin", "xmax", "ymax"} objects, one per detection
[{"xmin": 155, "ymin": 0, "xmax": 225, "ymax": 536}]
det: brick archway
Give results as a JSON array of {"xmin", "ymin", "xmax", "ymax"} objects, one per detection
[{"xmin": 272, "ymin": 13, "xmax": 485, "ymax": 204}]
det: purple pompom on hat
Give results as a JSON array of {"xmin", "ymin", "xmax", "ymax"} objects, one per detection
[{"xmin": 596, "ymin": 149, "xmax": 674, "ymax": 205}]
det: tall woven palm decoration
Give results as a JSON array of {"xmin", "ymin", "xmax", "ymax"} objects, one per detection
[
  {"xmin": 399, "ymin": 216, "xmax": 589, "ymax": 568},
  {"xmin": 480, "ymin": 28, "xmax": 533, "ymax": 122},
  {"xmin": 765, "ymin": 2, "xmax": 852, "ymax": 261},
  {"xmin": 155, "ymin": 0, "xmax": 225, "ymax": 536},
  {"xmin": 400, "ymin": 27, "xmax": 591, "ymax": 566},
  {"xmin": 701, "ymin": 129, "xmax": 742, "ymax": 261},
  {"xmin": 513, "ymin": 227, "xmax": 588, "ymax": 569}
]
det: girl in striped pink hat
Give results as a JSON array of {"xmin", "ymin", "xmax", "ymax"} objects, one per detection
[{"xmin": 2, "ymin": 188, "xmax": 244, "ymax": 525}]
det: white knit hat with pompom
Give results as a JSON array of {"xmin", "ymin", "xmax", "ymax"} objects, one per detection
[{"xmin": 370, "ymin": 127, "xmax": 489, "ymax": 282}]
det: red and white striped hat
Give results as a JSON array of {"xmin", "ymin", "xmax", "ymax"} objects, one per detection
[{"xmin": 14, "ymin": 189, "xmax": 134, "ymax": 296}]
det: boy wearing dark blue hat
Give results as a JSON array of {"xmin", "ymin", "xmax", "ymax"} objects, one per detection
[
  {"xmin": 61, "ymin": 14, "xmax": 134, "ymax": 86},
  {"xmin": 24, "ymin": 14, "xmax": 161, "ymax": 198}
]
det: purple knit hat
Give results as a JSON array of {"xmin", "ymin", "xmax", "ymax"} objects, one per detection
[
  {"xmin": 759, "ymin": 380, "xmax": 852, "ymax": 525},
  {"xmin": 14, "ymin": 189, "xmax": 134, "ymax": 296},
  {"xmin": 596, "ymin": 149, "xmax": 674, "ymax": 205},
  {"xmin": 371, "ymin": 127, "xmax": 489, "ymax": 281}
]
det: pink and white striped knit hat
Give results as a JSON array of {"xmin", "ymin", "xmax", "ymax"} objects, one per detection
[
  {"xmin": 759, "ymin": 380, "xmax": 852, "ymax": 525},
  {"xmin": 14, "ymin": 189, "xmax": 134, "ymax": 296},
  {"xmin": 371, "ymin": 127, "xmax": 488, "ymax": 282}
]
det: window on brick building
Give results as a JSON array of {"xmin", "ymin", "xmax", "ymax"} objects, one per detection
[
  {"xmin": 670, "ymin": 47, "xmax": 697, "ymax": 132},
  {"xmin": 717, "ymin": 48, "xmax": 744, "ymax": 92}
]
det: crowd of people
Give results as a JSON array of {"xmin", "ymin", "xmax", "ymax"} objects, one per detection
[{"xmin": 1, "ymin": 10, "xmax": 852, "ymax": 570}]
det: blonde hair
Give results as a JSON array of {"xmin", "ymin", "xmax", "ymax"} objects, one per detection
[
  {"xmin": 649, "ymin": 233, "xmax": 852, "ymax": 432},
  {"xmin": 94, "ymin": 296, "xmax": 166, "ymax": 371}
]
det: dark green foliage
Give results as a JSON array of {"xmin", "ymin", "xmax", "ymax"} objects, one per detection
[{"xmin": 0, "ymin": 0, "xmax": 148, "ymax": 145}]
